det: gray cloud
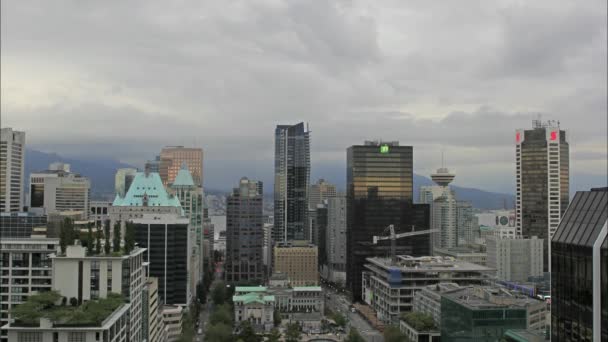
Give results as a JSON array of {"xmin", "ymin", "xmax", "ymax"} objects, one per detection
[{"xmin": 1, "ymin": 0, "xmax": 606, "ymax": 193}]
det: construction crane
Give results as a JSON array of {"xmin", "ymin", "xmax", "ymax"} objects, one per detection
[{"xmin": 372, "ymin": 225, "xmax": 439, "ymax": 263}]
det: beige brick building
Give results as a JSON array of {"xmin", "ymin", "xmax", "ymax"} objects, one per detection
[{"xmin": 273, "ymin": 242, "xmax": 318, "ymax": 286}]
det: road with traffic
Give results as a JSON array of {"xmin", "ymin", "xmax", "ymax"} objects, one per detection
[{"xmin": 323, "ymin": 285, "xmax": 384, "ymax": 342}]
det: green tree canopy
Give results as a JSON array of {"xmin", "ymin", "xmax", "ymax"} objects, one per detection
[
  {"xmin": 211, "ymin": 282, "xmax": 228, "ymax": 305},
  {"xmin": 267, "ymin": 328, "xmax": 281, "ymax": 342},
  {"xmin": 205, "ymin": 322, "xmax": 234, "ymax": 342},
  {"xmin": 124, "ymin": 221, "xmax": 135, "ymax": 254},
  {"xmin": 384, "ymin": 325, "xmax": 408, "ymax": 342},
  {"xmin": 209, "ymin": 303, "xmax": 233, "ymax": 326},
  {"xmin": 112, "ymin": 222, "xmax": 121, "ymax": 252},
  {"xmin": 237, "ymin": 320, "xmax": 261, "ymax": 342},
  {"xmin": 284, "ymin": 322, "xmax": 302, "ymax": 342},
  {"xmin": 401, "ymin": 312, "xmax": 436, "ymax": 331},
  {"xmin": 344, "ymin": 328, "xmax": 365, "ymax": 342}
]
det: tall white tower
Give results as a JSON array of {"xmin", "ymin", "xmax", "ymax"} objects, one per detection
[{"xmin": 0, "ymin": 128, "xmax": 25, "ymax": 212}]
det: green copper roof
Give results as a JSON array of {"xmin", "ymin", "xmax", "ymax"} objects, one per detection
[
  {"xmin": 235, "ymin": 286, "xmax": 267, "ymax": 293},
  {"xmin": 233, "ymin": 293, "xmax": 275, "ymax": 304},
  {"xmin": 112, "ymin": 172, "xmax": 182, "ymax": 208},
  {"xmin": 171, "ymin": 164, "xmax": 195, "ymax": 187},
  {"xmin": 293, "ymin": 286, "xmax": 323, "ymax": 292}
]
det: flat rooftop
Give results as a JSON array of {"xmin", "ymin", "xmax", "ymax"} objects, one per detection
[
  {"xmin": 442, "ymin": 286, "xmax": 544, "ymax": 310},
  {"xmin": 365, "ymin": 255, "xmax": 494, "ymax": 273}
]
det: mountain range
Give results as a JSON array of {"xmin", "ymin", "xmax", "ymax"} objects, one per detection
[{"xmin": 25, "ymin": 149, "xmax": 515, "ymax": 209}]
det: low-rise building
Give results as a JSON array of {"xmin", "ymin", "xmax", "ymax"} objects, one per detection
[
  {"xmin": 90, "ymin": 200, "xmax": 112, "ymax": 227},
  {"xmin": 362, "ymin": 255, "xmax": 494, "ymax": 323},
  {"xmin": 161, "ymin": 305, "xmax": 183, "ymax": 342},
  {"xmin": 233, "ymin": 287, "xmax": 275, "ymax": 333},
  {"xmin": 413, "ymin": 283, "xmax": 461, "ymax": 327},
  {"xmin": 433, "ymin": 246, "xmax": 487, "ymax": 266},
  {"xmin": 0, "ymin": 212, "xmax": 47, "ymax": 238},
  {"xmin": 441, "ymin": 286, "xmax": 548, "ymax": 341},
  {"xmin": 5, "ymin": 300, "xmax": 130, "ymax": 342},
  {"xmin": 0, "ymin": 238, "xmax": 59, "ymax": 342},
  {"xmin": 399, "ymin": 312, "xmax": 441, "ymax": 342},
  {"xmin": 486, "ymin": 235, "xmax": 543, "ymax": 282},
  {"xmin": 273, "ymin": 241, "xmax": 318, "ymax": 286}
]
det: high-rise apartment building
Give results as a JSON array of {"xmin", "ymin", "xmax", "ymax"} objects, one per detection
[
  {"xmin": 347, "ymin": 141, "xmax": 431, "ymax": 301},
  {"xmin": 225, "ymin": 177, "xmax": 264, "ymax": 284},
  {"xmin": 551, "ymin": 188, "xmax": 607, "ymax": 341},
  {"xmin": 323, "ymin": 196, "xmax": 347, "ymax": 284},
  {"xmin": 115, "ymin": 167, "xmax": 137, "ymax": 197},
  {"xmin": 309, "ymin": 179, "xmax": 337, "ymax": 209},
  {"xmin": 159, "ymin": 146, "xmax": 203, "ymax": 186},
  {"xmin": 29, "ymin": 164, "xmax": 91, "ymax": 219},
  {"xmin": 456, "ymin": 201, "xmax": 476, "ymax": 245},
  {"xmin": 0, "ymin": 238, "xmax": 59, "ymax": 342},
  {"xmin": 273, "ymin": 122, "xmax": 311, "ymax": 243},
  {"xmin": 0, "ymin": 128, "xmax": 25, "ymax": 213},
  {"xmin": 274, "ymin": 242, "xmax": 318, "ymax": 286},
  {"xmin": 486, "ymin": 235, "xmax": 543, "ymax": 282},
  {"xmin": 170, "ymin": 165, "xmax": 204, "ymax": 282},
  {"xmin": 515, "ymin": 120, "xmax": 569, "ymax": 271},
  {"xmin": 143, "ymin": 277, "xmax": 166, "ymax": 342}
]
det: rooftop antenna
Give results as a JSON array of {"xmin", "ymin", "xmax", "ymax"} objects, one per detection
[{"xmin": 441, "ymin": 149, "xmax": 445, "ymax": 168}]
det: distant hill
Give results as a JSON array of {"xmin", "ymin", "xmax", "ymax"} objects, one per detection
[
  {"xmin": 26, "ymin": 149, "xmax": 514, "ymax": 209},
  {"xmin": 25, "ymin": 149, "xmax": 135, "ymax": 200}
]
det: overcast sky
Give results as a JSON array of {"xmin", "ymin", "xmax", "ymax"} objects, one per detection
[{"xmin": 2, "ymin": 0, "xmax": 606, "ymax": 193}]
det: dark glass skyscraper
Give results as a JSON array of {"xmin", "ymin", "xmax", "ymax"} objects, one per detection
[
  {"xmin": 273, "ymin": 123, "xmax": 310, "ymax": 243},
  {"xmin": 551, "ymin": 188, "xmax": 607, "ymax": 342},
  {"xmin": 346, "ymin": 141, "xmax": 430, "ymax": 301},
  {"xmin": 516, "ymin": 120, "xmax": 569, "ymax": 272},
  {"xmin": 225, "ymin": 177, "xmax": 264, "ymax": 284}
]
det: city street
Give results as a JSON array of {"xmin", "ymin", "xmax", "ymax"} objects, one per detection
[
  {"xmin": 194, "ymin": 262, "xmax": 223, "ymax": 342},
  {"xmin": 323, "ymin": 285, "xmax": 384, "ymax": 342}
]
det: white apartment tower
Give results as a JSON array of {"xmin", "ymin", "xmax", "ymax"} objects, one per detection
[{"xmin": 0, "ymin": 128, "xmax": 25, "ymax": 213}]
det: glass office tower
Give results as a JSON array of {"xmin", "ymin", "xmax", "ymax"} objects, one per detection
[
  {"xmin": 551, "ymin": 188, "xmax": 607, "ymax": 341},
  {"xmin": 346, "ymin": 141, "xmax": 430, "ymax": 301},
  {"xmin": 273, "ymin": 123, "xmax": 311, "ymax": 243}
]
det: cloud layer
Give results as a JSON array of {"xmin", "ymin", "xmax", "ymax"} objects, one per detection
[{"xmin": 2, "ymin": 0, "xmax": 606, "ymax": 192}]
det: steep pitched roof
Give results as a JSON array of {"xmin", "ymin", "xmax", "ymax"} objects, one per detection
[
  {"xmin": 171, "ymin": 164, "xmax": 195, "ymax": 187},
  {"xmin": 112, "ymin": 172, "xmax": 182, "ymax": 208},
  {"xmin": 552, "ymin": 189, "xmax": 608, "ymax": 247}
]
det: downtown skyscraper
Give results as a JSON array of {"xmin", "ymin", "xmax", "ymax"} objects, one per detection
[
  {"xmin": 273, "ymin": 122, "xmax": 311, "ymax": 243},
  {"xmin": 225, "ymin": 177, "xmax": 265, "ymax": 284},
  {"xmin": 346, "ymin": 141, "xmax": 430, "ymax": 301},
  {"xmin": 515, "ymin": 119, "xmax": 569, "ymax": 271}
]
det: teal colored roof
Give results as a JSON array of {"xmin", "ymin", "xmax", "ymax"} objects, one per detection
[
  {"xmin": 293, "ymin": 286, "xmax": 322, "ymax": 292},
  {"xmin": 112, "ymin": 172, "xmax": 182, "ymax": 208},
  {"xmin": 235, "ymin": 286, "xmax": 267, "ymax": 293},
  {"xmin": 171, "ymin": 165, "xmax": 195, "ymax": 187},
  {"xmin": 233, "ymin": 293, "xmax": 274, "ymax": 304},
  {"xmin": 479, "ymin": 225, "xmax": 494, "ymax": 231}
]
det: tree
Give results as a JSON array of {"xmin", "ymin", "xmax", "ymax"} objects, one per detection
[
  {"xmin": 384, "ymin": 325, "xmax": 407, "ymax": 342},
  {"xmin": 69, "ymin": 297, "xmax": 78, "ymax": 307},
  {"xmin": 401, "ymin": 312, "xmax": 436, "ymax": 331},
  {"xmin": 103, "ymin": 220, "xmax": 111, "ymax": 255},
  {"xmin": 124, "ymin": 222, "xmax": 135, "ymax": 254},
  {"xmin": 331, "ymin": 311, "xmax": 346, "ymax": 328},
  {"xmin": 273, "ymin": 310, "xmax": 282, "ymax": 327},
  {"xmin": 86, "ymin": 224, "xmax": 94, "ymax": 255},
  {"xmin": 237, "ymin": 321, "xmax": 261, "ymax": 342},
  {"xmin": 59, "ymin": 218, "xmax": 75, "ymax": 254},
  {"xmin": 344, "ymin": 328, "xmax": 365, "ymax": 342},
  {"xmin": 211, "ymin": 282, "xmax": 227, "ymax": 305},
  {"xmin": 205, "ymin": 322, "xmax": 233, "ymax": 342},
  {"xmin": 112, "ymin": 221, "xmax": 121, "ymax": 253},
  {"xmin": 209, "ymin": 304, "xmax": 233, "ymax": 326},
  {"xmin": 267, "ymin": 328, "xmax": 281, "ymax": 342},
  {"xmin": 95, "ymin": 227, "xmax": 102, "ymax": 255},
  {"xmin": 284, "ymin": 322, "xmax": 302, "ymax": 342}
]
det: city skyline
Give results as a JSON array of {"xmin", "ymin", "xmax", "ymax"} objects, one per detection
[{"xmin": 1, "ymin": 1, "xmax": 606, "ymax": 195}]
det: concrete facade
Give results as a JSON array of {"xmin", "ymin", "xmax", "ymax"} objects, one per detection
[
  {"xmin": 0, "ymin": 128, "xmax": 25, "ymax": 213},
  {"xmin": 486, "ymin": 236, "xmax": 543, "ymax": 282}
]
